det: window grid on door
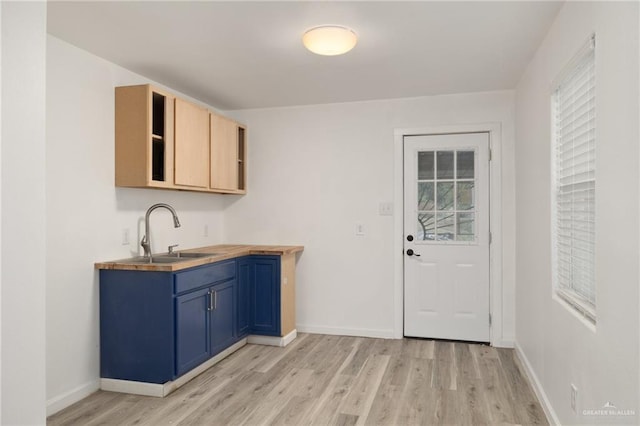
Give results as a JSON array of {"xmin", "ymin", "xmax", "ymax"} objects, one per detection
[{"xmin": 416, "ymin": 149, "xmax": 476, "ymax": 243}]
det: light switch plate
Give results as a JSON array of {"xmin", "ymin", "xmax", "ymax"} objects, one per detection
[{"xmin": 355, "ymin": 223, "xmax": 365, "ymax": 236}]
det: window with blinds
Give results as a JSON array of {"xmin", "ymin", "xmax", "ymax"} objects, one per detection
[{"xmin": 552, "ymin": 35, "xmax": 596, "ymax": 323}]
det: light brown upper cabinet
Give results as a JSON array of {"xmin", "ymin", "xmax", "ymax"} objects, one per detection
[
  {"xmin": 174, "ymin": 98, "xmax": 209, "ymax": 188},
  {"xmin": 115, "ymin": 84, "xmax": 247, "ymax": 195},
  {"xmin": 115, "ymin": 85, "xmax": 175, "ymax": 189},
  {"xmin": 210, "ymin": 113, "xmax": 247, "ymax": 194}
]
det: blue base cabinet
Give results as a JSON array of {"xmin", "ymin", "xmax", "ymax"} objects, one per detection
[
  {"xmin": 100, "ymin": 255, "xmax": 287, "ymax": 385},
  {"xmin": 100, "ymin": 260, "xmax": 237, "ymax": 383}
]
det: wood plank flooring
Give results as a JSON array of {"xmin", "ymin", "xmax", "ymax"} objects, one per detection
[{"xmin": 48, "ymin": 334, "xmax": 547, "ymax": 426}]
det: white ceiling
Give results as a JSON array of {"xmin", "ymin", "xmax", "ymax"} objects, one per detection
[{"xmin": 47, "ymin": 1, "xmax": 563, "ymax": 110}]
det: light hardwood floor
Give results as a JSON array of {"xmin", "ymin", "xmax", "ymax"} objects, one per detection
[{"xmin": 48, "ymin": 334, "xmax": 547, "ymax": 425}]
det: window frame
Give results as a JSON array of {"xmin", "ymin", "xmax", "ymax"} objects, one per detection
[{"xmin": 550, "ymin": 34, "xmax": 597, "ymax": 324}]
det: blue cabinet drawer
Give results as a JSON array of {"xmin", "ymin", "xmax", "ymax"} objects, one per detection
[{"xmin": 174, "ymin": 260, "xmax": 236, "ymax": 294}]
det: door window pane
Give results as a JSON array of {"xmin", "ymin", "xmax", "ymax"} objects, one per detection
[
  {"xmin": 417, "ymin": 213, "xmax": 435, "ymax": 240},
  {"xmin": 437, "ymin": 182, "xmax": 454, "ymax": 210},
  {"xmin": 457, "ymin": 151, "xmax": 475, "ymax": 179},
  {"xmin": 436, "ymin": 213, "xmax": 454, "ymax": 240},
  {"xmin": 457, "ymin": 213, "xmax": 475, "ymax": 241},
  {"xmin": 456, "ymin": 182, "xmax": 474, "ymax": 210},
  {"xmin": 436, "ymin": 151, "xmax": 454, "ymax": 179},
  {"xmin": 418, "ymin": 151, "xmax": 434, "ymax": 180},
  {"xmin": 418, "ymin": 182, "xmax": 435, "ymax": 211}
]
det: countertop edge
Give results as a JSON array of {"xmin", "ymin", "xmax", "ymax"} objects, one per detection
[{"xmin": 95, "ymin": 244, "xmax": 304, "ymax": 272}]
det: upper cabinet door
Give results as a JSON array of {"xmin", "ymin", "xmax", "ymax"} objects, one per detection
[
  {"xmin": 174, "ymin": 98, "xmax": 209, "ymax": 188},
  {"xmin": 210, "ymin": 113, "xmax": 238, "ymax": 191}
]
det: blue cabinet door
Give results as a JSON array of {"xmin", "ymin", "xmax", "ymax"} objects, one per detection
[
  {"xmin": 249, "ymin": 256, "xmax": 281, "ymax": 336},
  {"xmin": 236, "ymin": 258, "xmax": 251, "ymax": 337},
  {"xmin": 210, "ymin": 280, "xmax": 236, "ymax": 356},
  {"xmin": 175, "ymin": 287, "xmax": 211, "ymax": 376}
]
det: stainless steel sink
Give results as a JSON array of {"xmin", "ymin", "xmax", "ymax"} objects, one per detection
[
  {"xmin": 173, "ymin": 252, "xmax": 217, "ymax": 258},
  {"xmin": 122, "ymin": 252, "xmax": 217, "ymax": 264},
  {"xmin": 124, "ymin": 256, "xmax": 187, "ymax": 264}
]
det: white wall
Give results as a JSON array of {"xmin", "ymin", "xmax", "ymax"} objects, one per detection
[
  {"xmin": 1, "ymin": 2, "xmax": 47, "ymax": 424},
  {"xmin": 224, "ymin": 91, "xmax": 517, "ymax": 342},
  {"xmin": 515, "ymin": 2, "xmax": 639, "ymax": 424},
  {"xmin": 1, "ymin": 2, "xmax": 4, "ymax": 419},
  {"xmin": 45, "ymin": 36, "xmax": 230, "ymax": 415}
]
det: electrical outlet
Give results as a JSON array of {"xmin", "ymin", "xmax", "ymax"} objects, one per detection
[
  {"xmin": 122, "ymin": 228, "xmax": 130, "ymax": 246},
  {"xmin": 355, "ymin": 223, "xmax": 365, "ymax": 236},
  {"xmin": 571, "ymin": 384, "xmax": 577, "ymax": 413},
  {"xmin": 203, "ymin": 224, "xmax": 209, "ymax": 237},
  {"xmin": 379, "ymin": 202, "xmax": 394, "ymax": 216}
]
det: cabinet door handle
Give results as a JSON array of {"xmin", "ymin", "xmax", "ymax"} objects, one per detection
[
  {"xmin": 213, "ymin": 290, "xmax": 217, "ymax": 310},
  {"xmin": 207, "ymin": 290, "xmax": 213, "ymax": 311}
]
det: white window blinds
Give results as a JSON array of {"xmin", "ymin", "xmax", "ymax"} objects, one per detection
[{"xmin": 552, "ymin": 35, "xmax": 596, "ymax": 322}]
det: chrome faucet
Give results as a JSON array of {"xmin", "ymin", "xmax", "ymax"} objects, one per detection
[{"xmin": 141, "ymin": 203, "xmax": 181, "ymax": 259}]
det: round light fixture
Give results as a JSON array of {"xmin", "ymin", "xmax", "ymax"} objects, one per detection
[{"xmin": 302, "ymin": 25, "xmax": 358, "ymax": 56}]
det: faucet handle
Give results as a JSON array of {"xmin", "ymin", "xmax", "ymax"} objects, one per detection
[
  {"xmin": 168, "ymin": 244, "xmax": 179, "ymax": 255},
  {"xmin": 141, "ymin": 235, "xmax": 151, "ymax": 258}
]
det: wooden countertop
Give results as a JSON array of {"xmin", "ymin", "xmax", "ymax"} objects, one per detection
[{"xmin": 95, "ymin": 244, "xmax": 304, "ymax": 272}]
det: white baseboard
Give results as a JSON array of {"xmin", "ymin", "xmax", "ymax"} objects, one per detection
[
  {"xmin": 101, "ymin": 338, "xmax": 247, "ymax": 398},
  {"xmin": 514, "ymin": 343, "xmax": 560, "ymax": 425},
  {"xmin": 297, "ymin": 324, "xmax": 395, "ymax": 339},
  {"xmin": 46, "ymin": 379, "xmax": 100, "ymax": 416},
  {"xmin": 101, "ymin": 377, "xmax": 165, "ymax": 397},
  {"xmin": 492, "ymin": 339, "xmax": 515, "ymax": 348},
  {"xmin": 247, "ymin": 329, "xmax": 297, "ymax": 347}
]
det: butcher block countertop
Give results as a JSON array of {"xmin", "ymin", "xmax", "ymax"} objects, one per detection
[{"xmin": 95, "ymin": 244, "xmax": 304, "ymax": 272}]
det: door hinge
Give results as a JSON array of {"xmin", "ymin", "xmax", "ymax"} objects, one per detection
[
  {"xmin": 489, "ymin": 148, "xmax": 493, "ymax": 161},
  {"xmin": 489, "ymin": 232, "xmax": 492, "ymax": 244},
  {"xmin": 489, "ymin": 313, "xmax": 492, "ymax": 326}
]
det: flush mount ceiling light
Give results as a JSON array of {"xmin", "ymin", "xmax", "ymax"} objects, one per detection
[{"xmin": 302, "ymin": 25, "xmax": 358, "ymax": 56}]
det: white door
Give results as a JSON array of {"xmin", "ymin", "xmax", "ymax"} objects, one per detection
[{"xmin": 403, "ymin": 132, "xmax": 490, "ymax": 342}]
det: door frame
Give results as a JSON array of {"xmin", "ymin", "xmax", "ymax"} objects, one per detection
[{"xmin": 393, "ymin": 123, "xmax": 506, "ymax": 347}]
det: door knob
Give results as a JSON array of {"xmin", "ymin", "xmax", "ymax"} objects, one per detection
[
  {"xmin": 406, "ymin": 249, "xmax": 420, "ymax": 257},
  {"xmin": 407, "ymin": 235, "xmax": 414, "ymax": 242}
]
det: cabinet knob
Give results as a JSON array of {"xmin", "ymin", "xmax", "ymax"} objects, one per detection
[{"xmin": 406, "ymin": 249, "xmax": 420, "ymax": 257}]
